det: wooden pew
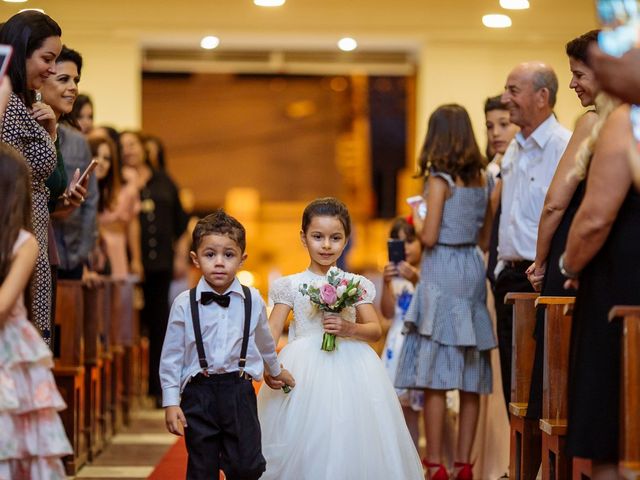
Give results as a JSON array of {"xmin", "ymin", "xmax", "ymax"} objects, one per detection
[
  {"xmin": 535, "ymin": 296, "xmax": 575, "ymax": 480},
  {"xmin": 83, "ymin": 281, "xmax": 105, "ymax": 460},
  {"xmin": 505, "ymin": 292, "xmax": 541, "ymax": 480},
  {"xmin": 53, "ymin": 279, "xmax": 87, "ymax": 475},
  {"xmin": 109, "ymin": 279, "xmax": 126, "ymax": 433},
  {"xmin": 609, "ymin": 306, "xmax": 640, "ymax": 480},
  {"xmin": 99, "ymin": 280, "xmax": 114, "ymax": 444},
  {"xmin": 118, "ymin": 279, "xmax": 139, "ymax": 425}
]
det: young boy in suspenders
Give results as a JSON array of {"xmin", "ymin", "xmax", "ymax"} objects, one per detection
[{"xmin": 160, "ymin": 210, "xmax": 295, "ymax": 480}]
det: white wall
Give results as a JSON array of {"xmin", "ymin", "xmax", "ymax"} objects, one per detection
[
  {"xmin": 415, "ymin": 40, "xmax": 588, "ymax": 154},
  {"xmin": 63, "ymin": 33, "xmax": 141, "ymax": 130}
]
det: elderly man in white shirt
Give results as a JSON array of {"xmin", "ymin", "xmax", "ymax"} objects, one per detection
[{"xmin": 494, "ymin": 62, "xmax": 572, "ymax": 412}]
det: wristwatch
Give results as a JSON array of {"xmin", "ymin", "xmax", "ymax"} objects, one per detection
[{"xmin": 559, "ymin": 253, "xmax": 579, "ymax": 279}]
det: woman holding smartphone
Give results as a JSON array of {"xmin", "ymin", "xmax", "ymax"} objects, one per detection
[
  {"xmin": 0, "ymin": 11, "xmax": 64, "ymax": 346},
  {"xmin": 41, "ymin": 45, "xmax": 98, "ymax": 281}
]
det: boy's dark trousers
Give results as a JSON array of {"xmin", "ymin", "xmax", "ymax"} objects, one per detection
[{"xmin": 181, "ymin": 372, "xmax": 266, "ymax": 480}]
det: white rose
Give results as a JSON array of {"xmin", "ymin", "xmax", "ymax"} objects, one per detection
[
  {"xmin": 336, "ymin": 285, "xmax": 347, "ymax": 298},
  {"xmin": 347, "ymin": 287, "xmax": 358, "ymax": 296}
]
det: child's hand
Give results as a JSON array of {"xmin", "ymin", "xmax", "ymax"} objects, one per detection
[
  {"xmin": 323, "ymin": 313, "xmax": 355, "ymax": 337},
  {"xmin": 263, "ymin": 371, "xmax": 283, "ymax": 389},
  {"xmin": 273, "ymin": 368, "xmax": 296, "ymax": 391},
  {"xmin": 383, "ymin": 263, "xmax": 398, "ymax": 283},
  {"xmin": 165, "ymin": 405, "xmax": 187, "ymax": 436},
  {"xmin": 396, "ymin": 261, "xmax": 419, "ymax": 285}
]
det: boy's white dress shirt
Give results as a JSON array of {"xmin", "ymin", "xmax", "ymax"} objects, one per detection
[
  {"xmin": 497, "ymin": 114, "xmax": 571, "ymax": 270},
  {"xmin": 160, "ymin": 276, "xmax": 282, "ymax": 407}
]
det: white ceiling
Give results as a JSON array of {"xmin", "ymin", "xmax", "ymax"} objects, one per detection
[{"xmin": 0, "ymin": 0, "xmax": 598, "ymax": 52}]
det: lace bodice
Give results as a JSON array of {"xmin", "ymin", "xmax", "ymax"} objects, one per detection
[{"xmin": 270, "ymin": 269, "xmax": 376, "ymax": 340}]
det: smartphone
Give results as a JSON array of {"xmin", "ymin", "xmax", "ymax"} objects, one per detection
[
  {"xmin": 387, "ymin": 239, "xmax": 405, "ymax": 264},
  {"xmin": 76, "ymin": 159, "xmax": 99, "ymax": 186},
  {"xmin": 406, "ymin": 195, "xmax": 423, "ymax": 207},
  {"xmin": 0, "ymin": 44, "xmax": 13, "ymax": 78}
]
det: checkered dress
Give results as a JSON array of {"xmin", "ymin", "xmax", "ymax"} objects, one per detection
[{"xmin": 395, "ymin": 171, "xmax": 497, "ymax": 394}]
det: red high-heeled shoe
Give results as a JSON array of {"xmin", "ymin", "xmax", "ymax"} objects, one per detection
[
  {"xmin": 454, "ymin": 461, "xmax": 473, "ymax": 480},
  {"xmin": 423, "ymin": 460, "xmax": 449, "ymax": 480}
]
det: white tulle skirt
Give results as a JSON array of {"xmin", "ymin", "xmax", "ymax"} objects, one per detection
[{"xmin": 257, "ymin": 333, "xmax": 424, "ymax": 480}]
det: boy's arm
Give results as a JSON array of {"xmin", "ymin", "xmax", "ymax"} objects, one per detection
[
  {"xmin": 159, "ymin": 298, "xmax": 187, "ymax": 407},
  {"xmin": 254, "ymin": 301, "xmax": 282, "ymax": 377}
]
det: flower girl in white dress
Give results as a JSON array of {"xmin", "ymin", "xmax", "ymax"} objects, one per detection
[{"xmin": 257, "ymin": 198, "xmax": 424, "ymax": 480}]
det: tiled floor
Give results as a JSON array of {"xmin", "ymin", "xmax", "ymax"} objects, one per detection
[{"xmin": 69, "ymin": 409, "xmax": 177, "ymax": 480}]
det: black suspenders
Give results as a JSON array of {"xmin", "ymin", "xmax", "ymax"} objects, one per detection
[{"xmin": 189, "ymin": 285, "xmax": 253, "ymax": 377}]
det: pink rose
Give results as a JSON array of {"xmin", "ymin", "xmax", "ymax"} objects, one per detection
[
  {"xmin": 319, "ymin": 284, "xmax": 338, "ymax": 306},
  {"xmin": 340, "ymin": 279, "xmax": 349, "ymax": 286}
]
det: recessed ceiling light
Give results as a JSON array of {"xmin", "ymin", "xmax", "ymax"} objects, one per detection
[
  {"xmin": 500, "ymin": 0, "xmax": 530, "ymax": 9},
  {"xmin": 3, "ymin": 0, "xmax": 29, "ymax": 3},
  {"xmin": 338, "ymin": 37, "xmax": 358, "ymax": 52},
  {"xmin": 200, "ymin": 36, "xmax": 220, "ymax": 50},
  {"xmin": 254, "ymin": 0, "xmax": 286, "ymax": 6},
  {"xmin": 482, "ymin": 14, "xmax": 512, "ymax": 28}
]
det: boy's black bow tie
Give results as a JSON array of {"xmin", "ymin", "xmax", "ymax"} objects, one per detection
[{"xmin": 200, "ymin": 291, "xmax": 231, "ymax": 308}]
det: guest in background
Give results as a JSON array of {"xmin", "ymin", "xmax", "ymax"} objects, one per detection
[
  {"xmin": 380, "ymin": 216, "xmax": 423, "ymax": 448},
  {"xmin": 494, "ymin": 62, "xmax": 571, "ymax": 409},
  {"xmin": 483, "ymin": 95, "xmax": 519, "ymax": 290},
  {"xmin": 561, "ymin": 103, "xmax": 640, "ymax": 480},
  {"xmin": 0, "ymin": 143, "xmax": 73, "ymax": 479},
  {"xmin": 395, "ymin": 104, "xmax": 496, "ymax": 480},
  {"xmin": 524, "ymin": 30, "xmax": 604, "ymax": 423},
  {"xmin": 72, "ymin": 93, "xmax": 94, "ymax": 135},
  {"xmin": 90, "ymin": 133, "xmax": 142, "ymax": 280},
  {"xmin": 0, "ymin": 11, "xmax": 63, "ymax": 345},
  {"xmin": 484, "ymin": 95, "xmax": 519, "ymax": 177},
  {"xmin": 120, "ymin": 130, "xmax": 188, "ymax": 405},
  {"xmin": 41, "ymin": 45, "xmax": 98, "ymax": 280},
  {"xmin": 145, "ymin": 134, "xmax": 166, "ymax": 171}
]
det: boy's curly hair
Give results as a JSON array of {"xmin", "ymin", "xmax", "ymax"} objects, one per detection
[{"xmin": 191, "ymin": 209, "xmax": 246, "ymax": 253}]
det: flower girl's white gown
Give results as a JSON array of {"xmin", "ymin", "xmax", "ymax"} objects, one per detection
[{"xmin": 257, "ymin": 269, "xmax": 424, "ymax": 480}]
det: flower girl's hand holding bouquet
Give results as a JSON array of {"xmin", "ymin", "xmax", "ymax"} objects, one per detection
[{"xmin": 299, "ymin": 267, "xmax": 366, "ymax": 351}]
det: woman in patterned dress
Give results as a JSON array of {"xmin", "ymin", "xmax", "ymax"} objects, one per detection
[{"xmin": 0, "ymin": 11, "xmax": 63, "ymax": 346}]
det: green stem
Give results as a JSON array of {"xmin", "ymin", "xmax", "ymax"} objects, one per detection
[{"xmin": 321, "ymin": 332, "xmax": 336, "ymax": 352}]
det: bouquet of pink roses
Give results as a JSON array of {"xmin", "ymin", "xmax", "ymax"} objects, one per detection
[{"xmin": 299, "ymin": 266, "xmax": 366, "ymax": 351}]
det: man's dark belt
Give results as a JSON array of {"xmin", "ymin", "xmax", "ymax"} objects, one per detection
[{"xmin": 502, "ymin": 259, "xmax": 532, "ymax": 269}]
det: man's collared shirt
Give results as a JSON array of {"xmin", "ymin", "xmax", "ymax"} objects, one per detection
[
  {"xmin": 498, "ymin": 114, "xmax": 572, "ymax": 266},
  {"xmin": 160, "ymin": 276, "xmax": 281, "ymax": 407}
]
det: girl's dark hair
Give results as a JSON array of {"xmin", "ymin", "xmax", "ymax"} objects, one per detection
[
  {"xmin": 389, "ymin": 217, "xmax": 416, "ymax": 242},
  {"xmin": 417, "ymin": 104, "xmax": 486, "ymax": 184},
  {"xmin": 71, "ymin": 94, "xmax": 93, "ymax": 129},
  {"xmin": 566, "ymin": 29, "xmax": 600, "ymax": 64},
  {"xmin": 88, "ymin": 134, "xmax": 120, "ymax": 213},
  {"xmin": 302, "ymin": 197, "xmax": 351, "ymax": 237},
  {"xmin": 0, "ymin": 11, "xmax": 62, "ymax": 107},
  {"xmin": 0, "ymin": 144, "xmax": 32, "ymax": 283},
  {"xmin": 144, "ymin": 135, "xmax": 166, "ymax": 170},
  {"xmin": 57, "ymin": 45, "xmax": 84, "ymax": 129}
]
